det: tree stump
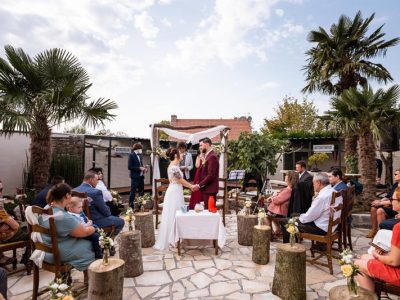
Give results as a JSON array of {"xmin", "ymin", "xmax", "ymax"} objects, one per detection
[
  {"xmin": 237, "ymin": 214, "xmax": 258, "ymax": 246},
  {"xmin": 329, "ymin": 285, "xmax": 377, "ymax": 300},
  {"xmin": 252, "ymin": 225, "xmax": 271, "ymax": 264},
  {"xmin": 272, "ymin": 243, "xmax": 306, "ymax": 300},
  {"xmin": 119, "ymin": 230, "xmax": 143, "ymax": 277},
  {"xmin": 88, "ymin": 258, "xmax": 125, "ymax": 300},
  {"xmin": 134, "ymin": 212, "xmax": 155, "ymax": 247}
]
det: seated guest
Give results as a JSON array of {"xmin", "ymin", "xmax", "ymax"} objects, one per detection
[
  {"xmin": 265, "ymin": 171, "xmax": 298, "ymax": 234},
  {"xmin": 287, "ymin": 160, "xmax": 314, "ymax": 216},
  {"xmin": 328, "ymin": 168, "xmax": 347, "ymax": 191},
  {"xmin": 367, "ymin": 169, "xmax": 400, "ymax": 238},
  {"xmin": 37, "ymin": 183, "xmax": 95, "ymax": 271},
  {"xmin": 0, "ymin": 268, "xmax": 6, "ymax": 300},
  {"xmin": 281, "ymin": 172, "xmax": 338, "ymax": 243},
  {"xmin": 355, "ymin": 187, "xmax": 400, "ymax": 292},
  {"xmin": 74, "ymin": 171, "xmax": 124, "ymax": 235},
  {"xmin": 0, "ymin": 207, "xmax": 29, "ymax": 266},
  {"xmin": 89, "ymin": 167, "xmax": 122, "ymax": 216},
  {"xmin": 67, "ymin": 196, "xmax": 102, "ymax": 259},
  {"xmin": 32, "ymin": 176, "xmax": 65, "ymax": 208}
]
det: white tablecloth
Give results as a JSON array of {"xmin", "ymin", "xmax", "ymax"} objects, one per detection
[{"xmin": 169, "ymin": 210, "xmax": 227, "ymax": 249}]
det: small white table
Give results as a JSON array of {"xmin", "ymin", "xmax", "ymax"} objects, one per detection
[{"xmin": 169, "ymin": 210, "xmax": 227, "ymax": 255}]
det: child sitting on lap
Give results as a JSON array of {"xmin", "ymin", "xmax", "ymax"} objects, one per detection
[{"xmin": 67, "ymin": 197, "xmax": 102, "ymax": 259}]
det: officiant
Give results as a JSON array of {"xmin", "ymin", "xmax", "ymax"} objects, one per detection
[{"xmin": 178, "ymin": 142, "xmax": 193, "ymax": 180}]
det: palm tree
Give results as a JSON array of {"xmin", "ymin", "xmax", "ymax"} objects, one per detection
[
  {"xmin": 302, "ymin": 11, "xmax": 399, "ymax": 162},
  {"xmin": 0, "ymin": 46, "xmax": 118, "ymax": 190},
  {"xmin": 325, "ymin": 85, "xmax": 400, "ymax": 208}
]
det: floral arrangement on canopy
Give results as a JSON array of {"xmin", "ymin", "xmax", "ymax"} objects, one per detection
[{"xmin": 147, "ymin": 146, "xmax": 167, "ymax": 159}]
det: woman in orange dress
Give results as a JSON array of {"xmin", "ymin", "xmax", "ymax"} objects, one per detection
[{"xmin": 355, "ymin": 187, "xmax": 400, "ymax": 291}]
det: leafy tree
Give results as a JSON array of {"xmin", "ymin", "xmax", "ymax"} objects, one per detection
[
  {"xmin": 95, "ymin": 129, "xmax": 128, "ymax": 137},
  {"xmin": 158, "ymin": 120, "xmax": 171, "ymax": 140},
  {"xmin": 302, "ymin": 11, "xmax": 399, "ymax": 159},
  {"xmin": 0, "ymin": 46, "xmax": 117, "ymax": 189},
  {"xmin": 228, "ymin": 132, "xmax": 289, "ymax": 181},
  {"xmin": 263, "ymin": 96, "xmax": 324, "ymax": 134},
  {"xmin": 64, "ymin": 125, "xmax": 90, "ymax": 134},
  {"xmin": 325, "ymin": 85, "xmax": 400, "ymax": 208}
]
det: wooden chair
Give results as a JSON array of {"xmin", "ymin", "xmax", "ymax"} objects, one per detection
[
  {"xmin": 235, "ymin": 179, "xmax": 259, "ymax": 214},
  {"xmin": 75, "ymin": 191, "xmax": 115, "ymax": 237},
  {"xmin": 216, "ymin": 178, "xmax": 227, "ymax": 226},
  {"xmin": 341, "ymin": 186, "xmax": 355, "ymax": 250},
  {"xmin": 299, "ymin": 191, "xmax": 343, "ymax": 275},
  {"xmin": 375, "ymin": 280, "xmax": 400, "ymax": 299},
  {"xmin": 153, "ymin": 178, "xmax": 169, "ymax": 229},
  {"xmin": 28, "ymin": 206, "xmax": 74, "ymax": 300},
  {"xmin": 0, "ymin": 194, "xmax": 32, "ymax": 275}
]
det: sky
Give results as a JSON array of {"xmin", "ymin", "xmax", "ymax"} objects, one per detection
[{"xmin": 1, "ymin": 0, "xmax": 399, "ymax": 138}]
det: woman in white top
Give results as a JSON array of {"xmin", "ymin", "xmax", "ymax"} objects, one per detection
[{"xmin": 154, "ymin": 148, "xmax": 194, "ymax": 250}]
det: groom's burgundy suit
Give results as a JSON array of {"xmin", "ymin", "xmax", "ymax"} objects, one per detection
[{"xmin": 198, "ymin": 150, "xmax": 219, "ymax": 209}]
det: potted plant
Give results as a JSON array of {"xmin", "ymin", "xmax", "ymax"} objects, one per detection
[{"xmin": 307, "ymin": 153, "xmax": 329, "ymax": 172}]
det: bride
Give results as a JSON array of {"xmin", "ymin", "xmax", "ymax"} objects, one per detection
[{"xmin": 154, "ymin": 147, "xmax": 193, "ymax": 250}]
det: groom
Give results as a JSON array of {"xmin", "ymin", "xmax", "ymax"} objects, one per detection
[{"xmin": 193, "ymin": 137, "xmax": 219, "ymax": 209}]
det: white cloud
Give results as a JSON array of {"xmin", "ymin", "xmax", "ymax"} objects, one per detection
[
  {"xmin": 160, "ymin": 0, "xmax": 279, "ymax": 72},
  {"xmin": 161, "ymin": 18, "xmax": 172, "ymax": 27},
  {"xmin": 275, "ymin": 8, "xmax": 284, "ymax": 17},
  {"xmin": 259, "ymin": 81, "xmax": 280, "ymax": 90},
  {"xmin": 134, "ymin": 11, "xmax": 159, "ymax": 39},
  {"xmin": 159, "ymin": 0, "xmax": 171, "ymax": 4}
]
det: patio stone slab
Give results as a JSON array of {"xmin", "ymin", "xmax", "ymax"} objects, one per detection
[
  {"xmin": 188, "ymin": 288, "xmax": 210, "ymax": 298},
  {"xmin": 193, "ymin": 259, "xmax": 215, "ymax": 269},
  {"xmin": 135, "ymin": 270, "xmax": 172, "ymax": 286},
  {"xmin": 170, "ymin": 266, "xmax": 196, "ymax": 281},
  {"xmin": 210, "ymin": 281, "xmax": 241, "ymax": 296},
  {"xmin": 190, "ymin": 272, "xmax": 213, "ymax": 288},
  {"xmin": 242, "ymin": 279, "xmax": 269, "ymax": 293},
  {"xmin": 135, "ymin": 286, "xmax": 160, "ymax": 298}
]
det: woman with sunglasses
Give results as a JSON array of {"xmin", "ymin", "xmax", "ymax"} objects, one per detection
[{"xmin": 355, "ymin": 187, "xmax": 400, "ymax": 291}]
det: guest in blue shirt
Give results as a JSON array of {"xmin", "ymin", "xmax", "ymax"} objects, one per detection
[
  {"xmin": 328, "ymin": 168, "xmax": 347, "ymax": 192},
  {"xmin": 32, "ymin": 176, "xmax": 64, "ymax": 208}
]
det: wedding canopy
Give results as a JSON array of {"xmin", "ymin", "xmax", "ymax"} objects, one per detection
[{"xmin": 150, "ymin": 124, "xmax": 230, "ymax": 195}]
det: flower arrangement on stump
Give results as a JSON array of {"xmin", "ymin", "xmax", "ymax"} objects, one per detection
[
  {"xmin": 99, "ymin": 229, "xmax": 113, "ymax": 266},
  {"xmin": 110, "ymin": 190, "xmax": 122, "ymax": 205},
  {"xmin": 285, "ymin": 217, "xmax": 299, "ymax": 247},
  {"xmin": 49, "ymin": 278, "xmax": 73, "ymax": 300},
  {"xmin": 124, "ymin": 208, "xmax": 135, "ymax": 231},
  {"xmin": 257, "ymin": 208, "xmax": 266, "ymax": 226},
  {"xmin": 339, "ymin": 248, "xmax": 361, "ymax": 297},
  {"xmin": 244, "ymin": 198, "xmax": 252, "ymax": 216},
  {"xmin": 137, "ymin": 194, "xmax": 152, "ymax": 212}
]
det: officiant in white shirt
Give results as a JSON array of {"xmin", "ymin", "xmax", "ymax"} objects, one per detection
[{"xmin": 178, "ymin": 142, "xmax": 193, "ymax": 180}]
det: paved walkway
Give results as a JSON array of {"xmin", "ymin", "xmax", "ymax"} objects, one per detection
[{"xmin": 7, "ymin": 213, "xmax": 371, "ymax": 299}]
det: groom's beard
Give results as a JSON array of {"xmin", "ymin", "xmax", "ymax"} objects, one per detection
[{"xmin": 201, "ymin": 148, "xmax": 207, "ymax": 154}]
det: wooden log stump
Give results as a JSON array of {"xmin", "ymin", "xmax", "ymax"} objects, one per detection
[
  {"xmin": 272, "ymin": 243, "xmax": 306, "ymax": 300},
  {"xmin": 237, "ymin": 214, "xmax": 258, "ymax": 246},
  {"xmin": 329, "ymin": 285, "xmax": 377, "ymax": 300},
  {"xmin": 252, "ymin": 225, "xmax": 271, "ymax": 264},
  {"xmin": 134, "ymin": 212, "xmax": 155, "ymax": 247},
  {"xmin": 88, "ymin": 258, "xmax": 125, "ymax": 300},
  {"xmin": 119, "ymin": 230, "xmax": 143, "ymax": 277}
]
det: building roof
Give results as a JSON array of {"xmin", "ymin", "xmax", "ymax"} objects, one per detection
[{"xmin": 169, "ymin": 115, "xmax": 252, "ymax": 141}]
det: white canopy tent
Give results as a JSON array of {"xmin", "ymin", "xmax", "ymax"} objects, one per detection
[{"xmin": 150, "ymin": 124, "xmax": 230, "ymax": 196}]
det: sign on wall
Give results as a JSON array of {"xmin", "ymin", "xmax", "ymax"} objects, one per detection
[{"xmin": 313, "ymin": 144, "xmax": 334, "ymax": 153}]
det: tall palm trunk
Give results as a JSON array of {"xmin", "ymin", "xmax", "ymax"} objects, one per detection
[
  {"xmin": 344, "ymin": 135, "xmax": 358, "ymax": 172},
  {"xmin": 358, "ymin": 126, "xmax": 376, "ymax": 210},
  {"xmin": 30, "ymin": 116, "xmax": 51, "ymax": 190}
]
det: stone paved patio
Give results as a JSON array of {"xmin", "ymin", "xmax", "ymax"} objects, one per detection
[{"xmin": 7, "ymin": 213, "xmax": 373, "ymax": 300}]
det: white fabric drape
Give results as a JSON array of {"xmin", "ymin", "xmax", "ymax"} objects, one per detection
[
  {"xmin": 151, "ymin": 125, "xmax": 228, "ymax": 196},
  {"xmin": 160, "ymin": 125, "xmax": 227, "ymax": 144},
  {"xmin": 25, "ymin": 206, "xmax": 63, "ymax": 267}
]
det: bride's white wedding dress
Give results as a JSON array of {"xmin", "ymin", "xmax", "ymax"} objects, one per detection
[{"xmin": 154, "ymin": 165, "xmax": 185, "ymax": 250}]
